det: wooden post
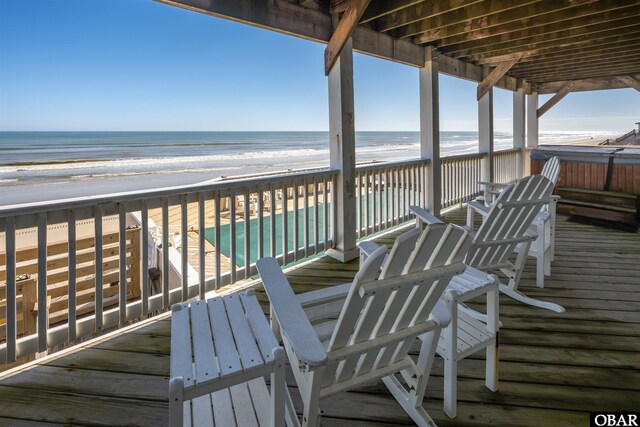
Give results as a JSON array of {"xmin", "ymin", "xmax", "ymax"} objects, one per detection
[
  {"xmin": 478, "ymin": 80, "xmax": 494, "ymax": 183},
  {"xmin": 326, "ymin": 37, "xmax": 358, "ymax": 263},
  {"xmin": 420, "ymin": 46, "xmax": 441, "ymax": 216},
  {"xmin": 513, "ymin": 87, "xmax": 525, "ymax": 179},
  {"xmin": 526, "ymin": 92, "xmax": 539, "ymax": 176}
]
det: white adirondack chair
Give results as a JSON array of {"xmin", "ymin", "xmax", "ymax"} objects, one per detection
[
  {"xmin": 361, "ymin": 220, "xmax": 499, "ymax": 419},
  {"xmin": 468, "ymin": 157, "xmax": 561, "ymax": 288},
  {"xmin": 256, "ymin": 222, "xmax": 472, "ymax": 427}
]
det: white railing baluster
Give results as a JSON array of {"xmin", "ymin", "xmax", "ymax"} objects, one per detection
[
  {"xmin": 281, "ymin": 183, "xmax": 288, "ymax": 266},
  {"xmin": 161, "ymin": 198, "xmax": 170, "ymax": 309},
  {"xmin": 5, "ymin": 217, "xmax": 16, "ymax": 363},
  {"xmin": 270, "ymin": 186, "xmax": 276, "ymax": 257},
  {"xmin": 37, "ymin": 213, "xmax": 48, "ymax": 351},
  {"xmin": 323, "ymin": 178, "xmax": 329, "ymax": 250},
  {"xmin": 313, "ymin": 178, "xmax": 319, "ymax": 253},
  {"xmin": 244, "ymin": 191, "xmax": 251, "ymax": 279},
  {"xmin": 67, "ymin": 210, "xmax": 77, "ymax": 341},
  {"xmin": 293, "ymin": 181, "xmax": 299, "ymax": 261},
  {"xmin": 214, "ymin": 193, "xmax": 221, "ymax": 289},
  {"xmin": 230, "ymin": 191, "xmax": 237, "ymax": 283},
  {"xmin": 180, "ymin": 196, "xmax": 188, "ymax": 301},
  {"xmin": 198, "ymin": 192, "xmax": 206, "ymax": 299},
  {"xmin": 94, "ymin": 206, "xmax": 103, "ymax": 330},
  {"xmin": 141, "ymin": 201, "xmax": 149, "ymax": 315},
  {"xmin": 258, "ymin": 187, "xmax": 264, "ymax": 261},
  {"xmin": 303, "ymin": 178, "xmax": 309, "ymax": 258},
  {"xmin": 118, "ymin": 204, "xmax": 127, "ymax": 326}
]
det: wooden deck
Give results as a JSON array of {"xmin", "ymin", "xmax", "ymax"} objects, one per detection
[{"xmin": 1, "ymin": 209, "xmax": 639, "ymax": 426}]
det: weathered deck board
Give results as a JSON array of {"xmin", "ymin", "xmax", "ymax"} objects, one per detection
[{"xmin": 0, "ymin": 210, "xmax": 638, "ymax": 426}]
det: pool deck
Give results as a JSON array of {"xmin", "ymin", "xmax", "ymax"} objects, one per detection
[{"xmin": 0, "ymin": 209, "xmax": 639, "ymax": 426}]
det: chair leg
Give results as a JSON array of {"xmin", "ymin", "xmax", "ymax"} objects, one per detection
[
  {"xmin": 301, "ymin": 368, "xmax": 324, "ymax": 427},
  {"xmin": 383, "ymin": 375, "xmax": 437, "ymax": 427},
  {"xmin": 485, "ymin": 288, "xmax": 499, "ymax": 392},
  {"xmin": 443, "ymin": 301, "xmax": 458, "ymax": 418}
]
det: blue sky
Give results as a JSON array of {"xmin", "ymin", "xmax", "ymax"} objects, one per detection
[{"xmin": 0, "ymin": 0, "xmax": 638, "ymax": 133}]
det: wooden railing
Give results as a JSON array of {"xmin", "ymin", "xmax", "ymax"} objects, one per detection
[
  {"xmin": 0, "ymin": 151, "xmax": 524, "ymax": 366},
  {"xmin": 440, "ymin": 153, "xmax": 485, "ymax": 209},
  {"xmin": 493, "ymin": 148, "xmax": 520, "ymax": 185},
  {"xmin": 354, "ymin": 159, "xmax": 430, "ymax": 239},
  {"xmin": 0, "ymin": 169, "xmax": 337, "ymax": 364}
]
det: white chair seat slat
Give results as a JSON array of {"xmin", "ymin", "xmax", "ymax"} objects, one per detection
[
  {"xmin": 247, "ymin": 377, "xmax": 272, "ymax": 427},
  {"xmin": 297, "ymin": 283, "xmax": 351, "ymax": 307},
  {"xmin": 304, "ymin": 299, "xmax": 345, "ymax": 325},
  {"xmin": 207, "ymin": 298, "xmax": 243, "ymax": 376},
  {"xmin": 224, "ymin": 294, "xmax": 264, "ymax": 371},
  {"xmin": 437, "ymin": 311, "xmax": 494, "ymax": 359},
  {"xmin": 230, "ymin": 383, "xmax": 261, "ymax": 427},
  {"xmin": 240, "ymin": 291, "xmax": 280, "ymax": 364},
  {"xmin": 190, "ymin": 300, "xmax": 220, "ymax": 384},
  {"xmin": 171, "ymin": 304, "xmax": 196, "ymax": 389},
  {"xmin": 211, "ymin": 389, "xmax": 236, "ymax": 427},
  {"xmin": 191, "ymin": 395, "xmax": 215, "ymax": 427}
]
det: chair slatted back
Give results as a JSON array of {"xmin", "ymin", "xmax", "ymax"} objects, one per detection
[
  {"xmin": 323, "ymin": 224, "xmax": 471, "ymax": 392},
  {"xmin": 466, "ymin": 175, "xmax": 554, "ymax": 270},
  {"xmin": 540, "ymin": 156, "xmax": 560, "ymax": 185},
  {"xmin": 379, "ymin": 228, "xmax": 422, "ymax": 279}
]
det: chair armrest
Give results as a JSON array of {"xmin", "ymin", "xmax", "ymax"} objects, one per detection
[
  {"xmin": 466, "ymin": 200, "xmax": 491, "ymax": 217},
  {"xmin": 430, "ymin": 299, "xmax": 451, "ymax": 328},
  {"xmin": 410, "ymin": 205, "xmax": 443, "ymax": 226},
  {"xmin": 478, "ymin": 181, "xmax": 511, "ymax": 190},
  {"xmin": 358, "ymin": 240, "xmax": 382, "ymax": 263},
  {"xmin": 256, "ymin": 257, "xmax": 327, "ymax": 367}
]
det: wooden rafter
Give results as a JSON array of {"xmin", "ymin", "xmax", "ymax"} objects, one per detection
[
  {"xmin": 537, "ymin": 82, "xmax": 576, "ymax": 117},
  {"xmin": 359, "ymin": 0, "xmax": 426, "ymax": 24},
  {"xmin": 616, "ymin": 75, "xmax": 640, "ymax": 92},
  {"xmin": 440, "ymin": 8, "xmax": 640, "ymax": 53},
  {"xmin": 410, "ymin": 0, "xmax": 596, "ymax": 42},
  {"xmin": 372, "ymin": 0, "xmax": 484, "ymax": 32},
  {"xmin": 536, "ymin": 78, "xmax": 631, "ymax": 94},
  {"xmin": 325, "ymin": 0, "xmax": 372, "ymax": 75},
  {"xmin": 477, "ymin": 59, "xmax": 519, "ymax": 100}
]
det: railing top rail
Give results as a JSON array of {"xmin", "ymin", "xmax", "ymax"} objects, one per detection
[
  {"xmin": 0, "ymin": 167, "xmax": 340, "ymax": 218},
  {"xmin": 441, "ymin": 152, "xmax": 487, "ymax": 162},
  {"xmin": 355, "ymin": 157, "xmax": 431, "ymax": 173},
  {"xmin": 493, "ymin": 147, "xmax": 521, "ymax": 155}
]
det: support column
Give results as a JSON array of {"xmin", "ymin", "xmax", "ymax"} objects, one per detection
[
  {"xmin": 326, "ymin": 38, "xmax": 358, "ymax": 263},
  {"xmin": 420, "ymin": 46, "xmax": 441, "ymax": 216},
  {"xmin": 478, "ymin": 87, "xmax": 494, "ymax": 183},
  {"xmin": 526, "ymin": 92, "xmax": 539, "ymax": 176},
  {"xmin": 513, "ymin": 87, "xmax": 525, "ymax": 179}
]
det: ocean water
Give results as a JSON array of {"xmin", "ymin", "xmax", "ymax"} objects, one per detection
[{"xmin": 0, "ymin": 130, "xmax": 616, "ymax": 189}]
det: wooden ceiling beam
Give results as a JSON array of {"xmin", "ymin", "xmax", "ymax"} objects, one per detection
[
  {"xmin": 458, "ymin": 31, "xmax": 640, "ymax": 62},
  {"xmin": 527, "ymin": 67, "xmax": 640, "ymax": 83},
  {"xmin": 445, "ymin": 17, "xmax": 640, "ymax": 59},
  {"xmin": 512, "ymin": 55, "xmax": 640, "ymax": 75},
  {"xmin": 325, "ymin": 0, "xmax": 372, "ymax": 75},
  {"xmin": 330, "ymin": 0, "xmax": 350, "ymax": 14},
  {"xmin": 482, "ymin": 45, "xmax": 640, "ymax": 70},
  {"xmin": 477, "ymin": 58, "xmax": 519, "ymax": 100},
  {"xmin": 410, "ymin": 0, "xmax": 595, "ymax": 43},
  {"xmin": 535, "ymin": 78, "xmax": 629, "ymax": 94},
  {"xmin": 359, "ymin": 0, "xmax": 426, "ymax": 24},
  {"xmin": 617, "ymin": 75, "xmax": 640, "ymax": 92},
  {"xmin": 372, "ymin": 0, "xmax": 484, "ymax": 33},
  {"xmin": 537, "ymin": 82, "xmax": 576, "ymax": 117},
  {"xmin": 521, "ymin": 64, "xmax": 640, "ymax": 79},
  {"xmin": 475, "ymin": 37, "xmax": 640, "ymax": 65},
  {"xmin": 435, "ymin": 4, "xmax": 640, "ymax": 51}
]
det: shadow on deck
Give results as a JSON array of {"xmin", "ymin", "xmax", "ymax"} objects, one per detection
[{"xmin": 0, "ymin": 209, "xmax": 639, "ymax": 426}]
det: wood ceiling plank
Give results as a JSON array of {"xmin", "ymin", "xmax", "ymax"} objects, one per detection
[
  {"xmin": 437, "ymin": 5, "xmax": 640, "ymax": 51},
  {"xmin": 409, "ymin": 0, "xmax": 595, "ymax": 42},
  {"xmin": 476, "ymin": 38, "xmax": 640, "ymax": 65},
  {"xmin": 528, "ymin": 67, "xmax": 640, "ymax": 83},
  {"xmin": 371, "ymin": 0, "xmax": 484, "ymax": 32},
  {"xmin": 445, "ymin": 15, "xmax": 640, "ymax": 58},
  {"xmin": 359, "ymin": 0, "xmax": 426, "ymax": 24},
  {"xmin": 536, "ymin": 78, "xmax": 629, "ymax": 94},
  {"xmin": 325, "ymin": 0, "xmax": 372, "ymax": 75},
  {"xmin": 513, "ymin": 55, "xmax": 640, "ymax": 75},
  {"xmin": 455, "ymin": 29, "xmax": 640, "ymax": 61}
]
